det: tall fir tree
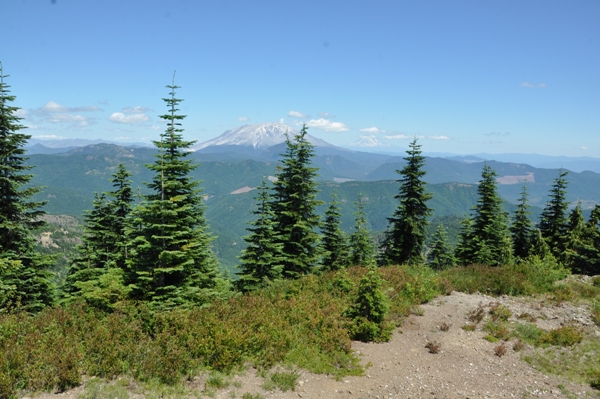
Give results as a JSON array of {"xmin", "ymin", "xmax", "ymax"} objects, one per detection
[
  {"xmin": 126, "ymin": 79, "xmax": 222, "ymax": 308},
  {"xmin": 539, "ymin": 170, "xmax": 570, "ymax": 260},
  {"xmin": 320, "ymin": 193, "xmax": 349, "ymax": 272},
  {"xmin": 456, "ymin": 164, "xmax": 512, "ymax": 266},
  {"xmin": 511, "ymin": 183, "xmax": 534, "ymax": 259},
  {"xmin": 564, "ymin": 203, "xmax": 599, "ymax": 275},
  {"xmin": 427, "ymin": 224, "xmax": 455, "ymax": 270},
  {"xmin": 0, "ymin": 63, "xmax": 53, "ymax": 312},
  {"xmin": 271, "ymin": 124, "xmax": 322, "ymax": 278},
  {"xmin": 63, "ymin": 163, "xmax": 134, "ymax": 306},
  {"xmin": 349, "ymin": 194, "xmax": 375, "ymax": 266},
  {"xmin": 236, "ymin": 180, "xmax": 284, "ymax": 292},
  {"xmin": 380, "ymin": 138, "xmax": 432, "ymax": 266}
]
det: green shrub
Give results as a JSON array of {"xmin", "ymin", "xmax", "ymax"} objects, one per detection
[
  {"xmin": 489, "ymin": 303, "xmax": 512, "ymax": 321},
  {"xmin": 538, "ymin": 326, "xmax": 584, "ymax": 347},
  {"xmin": 345, "ymin": 268, "xmax": 391, "ymax": 342},
  {"xmin": 592, "ymin": 300, "xmax": 600, "ymax": 327},
  {"xmin": 513, "ymin": 322, "xmax": 542, "ymax": 345},
  {"xmin": 264, "ymin": 370, "xmax": 299, "ymax": 392},
  {"xmin": 483, "ymin": 321, "xmax": 511, "ymax": 341},
  {"xmin": 589, "ymin": 369, "xmax": 600, "ymax": 390}
]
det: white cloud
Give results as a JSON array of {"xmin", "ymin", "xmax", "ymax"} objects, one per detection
[
  {"xmin": 428, "ymin": 135, "xmax": 450, "ymax": 140},
  {"xmin": 33, "ymin": 134, "xmax": 66, "ymax": 139},
  {"xmin": 520, "ymin": 82, "xmax": 547, "ymax": 89},
  {"xmin": 14, "ymin": 109, "xmax": 28, "ymax": 118},
  {"xmin": 306, "ymin": 118, "xmax": 349, "ymax": 132},
  {"xmin": 113, "ymin": 136, "xmax": 131, "ymax": 141},
  {"xmin": 279, "ymin": 118, "xmax": 285, "ymax": 124},
  {"xmin": 582, "ymin": 146, "xmax": 588, "ymax": 150},
  {"xmin": 360, "ymin": 127, "xmax": 383, "ymax": 134},
  {"xmin": 485, "ymin": 131, "xmax": 510, "ymax": 137},
  {"xmin": 384, "ymin": 134, "xmax": 409, "ymax": 140},
  {"xmin": 40, "ymin": 101, "xmax": 100, "ymax": 113},
  {"xmin": 109, "ymin": 112, "xmax": 150, "ymax": 124},
  {"xmin": 288, "ymin": 110, "xmax": 309, "ymax": 118},
  {"xmin": 48, "ymin": 113, "xmax": 90, "ymax": 126},
  {"xmin": 238, "ymin": 116, "xmax": 249, "ymax": 122},
  {"xmin": 150, "ymin": 125, "xmax": 161, "ymax": 130},
  {"xmin": 122, "ymin": 106, "xmax": 150, "ymax": 114},
  {"xmin": 319, "ymin": 112, "xmax": 334, "ymax": 118}
]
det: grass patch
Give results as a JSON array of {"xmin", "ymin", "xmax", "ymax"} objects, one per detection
[
  {"xmin": 483, "ymin": 320, "xmax": 511, "ymax": 341},
  {"xmin": 538, "ymin": 326, "xmax": 584, "ymax": 347},
  {"xmin": 591, "ymin": 300, "xmax": 600, "ymax": 327},
  {"xmin": 262, "ymin": 370, "xmax": 299, "ymax": 392},
  {"xmin": 524, "ymin": 334, "xmax": 600, "ymax": 388},
  {"xmin": 78, "ymin": 378, "xmax": 130, "ymax": 399},
  {"xmin": 513, "ymin": 322, "xmax": 543, "ymax": 346}
]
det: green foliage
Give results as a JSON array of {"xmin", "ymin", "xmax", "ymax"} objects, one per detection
[
  {"xmin": 271, "ymin": 124, "xmax": 322, "ymax": 278},
  {"xmin": 262, "ymin": 370, "xmax": 299, "ymax": 392},
  {"xmin": 440, "ymin": 256, "xmax": 569, "ymax": 296},
  {"xmin": 539, "ymin": 169, "xmax": 570, "ymax": 261},
  {"xmin": 236, "ymin": 180, "xmax": 284, "ymax": 292},
  {"xmin": 125, "ymin": 81, "xmax": 225, "ymax": 309},
  {"xmin": 511, "ymin": 184, "xmax": 534, "ymax": 259},
  {"xmin": 455, "ymin": 164, "xmax": 513, "ymax": 266},
  {"xmin": 0, "ymin": 63, "xmax": 54, "ymax": 312},
  {"xmin": 538, "ymin": 326, "xmax": 584, "ymax": 347},
  {"xmin": 345, "ymin": 268, "xmax": 391, "ymax": 342},
  {"xmin": 482, "ymin": 320, "xmax": 511, "ymax": 341},
  {"xmin": 592, "ymin": 300, "xmax": 600, "ymax": 326},
  {"xmin": 348, "ymin": 194, "xmax": 376, "ymax": 266},
  {"xmin": 513, "ymin": 322, "xmax": 543, "ymax": 346},
  {"xmin": 380, "ymin": 138, "xmax": 432, "ymax": 266},
  {"xmin": 320, "ymin": 193, "xmax": 350, "ymax": 271},
  {"xmin": 426, "ymin": 224, "xmax": 455, "ymax": 270}
]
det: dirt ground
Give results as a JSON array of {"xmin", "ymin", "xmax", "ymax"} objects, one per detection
[{"xmin": 25, "ymin": 290, "xmax": 600, "ymax": 399}]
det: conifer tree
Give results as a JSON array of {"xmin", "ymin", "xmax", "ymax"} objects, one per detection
[
  {"xmin": 0, "ymin": 63, "xmax": 53, "ymax": 312},
  {"xmin": 126, "ymin": 79, "xmax": 222, "ymax": 308},
  {"xmin": 455, "ymin": 217, "xmax": 474, "ymax": 265},
  {"xmin": 511, "ymin": 184, "xmax": 534, "ymax": 259},
  {"xmin": 320, "ymin": 193, "xmax": 349, "ymax": 272},
  {"xmin": 63, "ymin": 163, "xmax": 134, "ymax": 305},
  {"xmin": 271, "ymin": 124, "xmax": 322, "ymax": 278},
  {"xmin": 456, "ymin": 164, "xmax": 512, "ymax": 266},
  {"xmin": 349, "ymin": 195, "xmax": 375, "ymax": 266},
  {"xmin": 380, "ymin": 138, "xmax": 432, "ymax": 266},
  {"xmin": 427, "ymin": 224, "xmax": 455, "ymax": 270},
  {"xmin": 564, "ymin": 203, "xmax": 598, "ymax": 274},
  {"xmin": 236, "ymin": 180, "xmax": 284, "ymax": 291},
  {"xmin": 539, "ymin": 170, "xmax": 570, "ymax": 260}
]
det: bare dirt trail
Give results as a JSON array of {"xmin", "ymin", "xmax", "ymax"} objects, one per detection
[{"xmin": 25, "ymin": 291, "xmax": 600, "ymax": 399}]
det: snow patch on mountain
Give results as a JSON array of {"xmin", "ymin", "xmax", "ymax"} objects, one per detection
[{"xmin": 193, "ymin": 123, "xmax": 333, "ymax": 150}]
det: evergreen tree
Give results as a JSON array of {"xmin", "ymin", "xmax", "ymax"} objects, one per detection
[
  {"xmin": 236, "ymin": 180, "xmax": 284, "ymax": 292},
  {"xmin": 63, "ymin": 164, "xmax": 134, "ymax": 305},
  {"xmin": 349, "ymin": 195, "xmax": 375, "ymax": 266},
  {"xmin": 564, "ymin": 203, "xmax": 598, "ymax": 274},
  {"xmin": 427, "ymin": 224, "xmax": 455, "ymax": 270},
  {"xmin": 0, "ymin": 63, "xmax": 53, "ymax": 312},
  {"xmin": 380, "ymin": 138, "xmax": 432, "ymax": 266},
  {"xmin": 455, "ymin": 217, "xmax": 474, "ymax": 265},
  {"xmin": 271, "ymin": 124, "xmax": 322, "ymax": 278},
  {"xmin": 126, "ymin": 80, "xmax": 222, "ymax": 308},
  {"xmin": 511, "ymin": 183, "xmax": 534, "ymax": 259},
  {"xmin": 320, "ymin": 193, "xmax": 349, "ymax": 272},
  {"xmin": 584, "ymin": 205, "xmax": 600, "ymax": 275},
  {"xmin": 539, "ymin": 170, "xmax": 570, "ymax": 260},
  {"xmin": 456, "ymin": 164, "xmax": 512, "ymax": 266}
]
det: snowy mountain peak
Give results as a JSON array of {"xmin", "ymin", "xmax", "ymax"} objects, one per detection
[{"xmin": 193, "ymin": 123, "xmax": 333, "ymax": 150}]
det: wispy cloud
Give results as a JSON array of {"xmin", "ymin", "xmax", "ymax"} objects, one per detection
[
  {"xmin": 318, "ymin": 112, "xmax": 335, "ymax": 118},
  {"xmin": 428, "ymin": 135, "xmax": 450, "ymax": 140},
  {"xmin": 109, "ymin": 112, "xmax": 150, "ymax": 124},
  {"xmin": 520, "ymin": 82, "xmax": 547, "ymax": 88},
  {"xmin": 582, "ymin": 146, "xmax": 588, "ymax": 150},
  {"xmin": 14, "ymin": 109, "xmax": 28, "ymax": 118},
  {"xmin": 32, "ymin": 134, "xmax": 67, "ymax": 139},
  {"xmin": 41, "ymin": 101, "xmax": 101, "ymax": 113},
  {"xmin": 485, "ymin": 131, "xmax": 511, "ymax": 137},
  {"xmin": 306, "ymin": 118, "xmax": 349, "ymax": 132},
  {"xmin": 384, "ymin": 134, "xmax": 409, "ymax": 140},
  {"xmin": 26, "ymin": 101, "xmax": 102, "ymax": 128},
  {"xmin": 360, "ymin": 127, "xmax": 384, "ymax": 134},
  {"xmin": 288, "ymin": 110, "xmax": 309, "ymax": 118},
  {"xmin": 109, "ymin": 105, "xmax": 151, "ymax": 124},
  {"xmin": 238, "ymin": 116, "xmax": 249, "ymax": 122}
]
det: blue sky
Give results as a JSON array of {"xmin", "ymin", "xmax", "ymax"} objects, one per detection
[{"xmin": 2, "ymin": 0, "xmax": 599, "ymax": 156}]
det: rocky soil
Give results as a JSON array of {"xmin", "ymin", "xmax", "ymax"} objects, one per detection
[{"xmin": 25, "ymin": 290, "xmax": 600, "ymax": 399}]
